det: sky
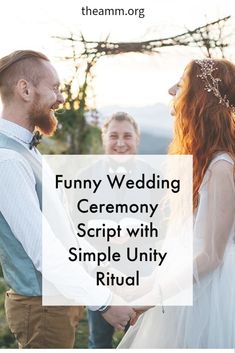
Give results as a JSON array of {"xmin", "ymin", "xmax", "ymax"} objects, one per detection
[{"xmin": 0, "ymin": 0, "xmax": 234, "ymax": 109}]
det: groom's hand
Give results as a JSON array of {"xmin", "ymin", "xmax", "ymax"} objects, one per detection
[{"xmin": 102, "ymin": 306, "xmax": 136, "ymax": 330}]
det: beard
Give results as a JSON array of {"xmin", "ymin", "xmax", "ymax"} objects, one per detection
[{"xmin": 29, "ymin": 96, "xmax": 58, "ymax": 136}]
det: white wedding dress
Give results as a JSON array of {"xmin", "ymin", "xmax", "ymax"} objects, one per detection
[{"xmin": 119, "ymin": 153, "xmax": 235, "ymax": 348}]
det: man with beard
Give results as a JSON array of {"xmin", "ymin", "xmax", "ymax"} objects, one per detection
[{"xmin": 0, "ymin": 50, "xmax": 136, "ymax": 348}]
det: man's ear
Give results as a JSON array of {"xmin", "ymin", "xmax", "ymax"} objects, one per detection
[{"xmin": 15, "ymin": 79, "xmax": 32, "ymax": 102}]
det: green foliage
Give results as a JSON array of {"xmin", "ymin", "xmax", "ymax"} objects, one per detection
[
  {"xmin": 0, "ymin": 324, "xmax": 17, "ymax": 348},
  {"xmin": 82, "ymin": 124, "xmax": 103, "ymax": 154},
  {"xmin": 38, "ymin": 119, "xmax": 103, "ymax": 155},
  {"xmin": 52, "ymin": 57, "xmax": 101, "ymax": 155},
  {"xmin": 54, "ymin": 110, "xmax": 103, "ymax": 155},
  {"xmin": 0, "ymin": 279, "xmax": 17, "ymax": 348},
  {"xmin": 74, "ymin": 310, "xmax": 89, "ymax": 348}
]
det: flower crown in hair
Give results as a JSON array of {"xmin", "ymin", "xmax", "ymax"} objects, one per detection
[{"xmin": 195, "ymin": 59, "xmax": 235, "ymax": 114}]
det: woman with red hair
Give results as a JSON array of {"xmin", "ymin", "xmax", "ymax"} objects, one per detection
[{"xmin": 119, "ymin": 59, "xmax": 235, "ymax": 348}]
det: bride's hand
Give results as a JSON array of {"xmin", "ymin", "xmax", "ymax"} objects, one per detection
[{"xmin": 130, "ymin": 306, "xmax": 154, "ymax": 325}]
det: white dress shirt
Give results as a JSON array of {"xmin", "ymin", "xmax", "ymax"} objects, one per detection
[
  {"xmin": 0, "ymin": 118, "xmax": 111, "ymax": 308},
  {"xmin": 0, "ymin": 119, "xmax": 42, "ymax": 270}
]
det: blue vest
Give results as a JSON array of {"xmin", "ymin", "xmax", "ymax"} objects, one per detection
[{"xmin": 0, "ymin": 132, "xmax": 42, "ymax": 295}]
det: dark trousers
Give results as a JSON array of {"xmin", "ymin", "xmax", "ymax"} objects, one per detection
[{"xmin": 87, "ymin": 309, "xmax": 114, "ymax": 348}]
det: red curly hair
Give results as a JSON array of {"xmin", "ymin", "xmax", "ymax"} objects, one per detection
[{"xmin": 168, "ymin": 59, "xmax": 235, "ymax": 209}]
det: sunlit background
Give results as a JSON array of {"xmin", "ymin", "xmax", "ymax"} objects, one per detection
[{"xmin": 0, "ymin": 0, "xmax": 234, "ymax": 141}]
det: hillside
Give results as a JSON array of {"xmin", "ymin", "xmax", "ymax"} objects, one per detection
[{"xmin": 139, "ymin": 131, "xmax": 171, "ymax": 154}]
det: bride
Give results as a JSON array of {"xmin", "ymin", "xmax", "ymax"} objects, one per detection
[{"xmin": 118, "ymin": 59, "xmax": 235, "ymax": 348}]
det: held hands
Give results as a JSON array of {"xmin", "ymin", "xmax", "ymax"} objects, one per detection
[
  {"xmin": 102, "ymin": 306, "xmax": 136, "ymax": 331},
  {"xmin": 130, "ymin": 306, "xmax": 154, "ymax": 326},
  {"xmin": 102, "ymin": 304, "xmax": 154, "ymax": 330}
]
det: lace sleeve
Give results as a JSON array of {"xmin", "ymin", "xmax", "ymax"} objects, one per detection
[
  {"xmin": 193, "ymin": 159, "xmax": 235, "ymax": 282},
  {"xmin": 130, "ymin": 159, "xmax": 235, "ymax": 305}
]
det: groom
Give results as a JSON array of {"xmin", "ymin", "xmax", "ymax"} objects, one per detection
[{"xmin": 0, "ymin": 50, "xmax": 138, "ymax": 348}]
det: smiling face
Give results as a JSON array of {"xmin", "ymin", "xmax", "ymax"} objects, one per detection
[
  {"xmin": 0, "ymin": 51, "xmax": 64, "ymax": 135},
  {"xmin": 29, "ymin": 61, "xmax": 64, "ymax": 136},
  {"xmin": 102, "ymin": 119, "xmax": 139, "ymax": 155}
]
